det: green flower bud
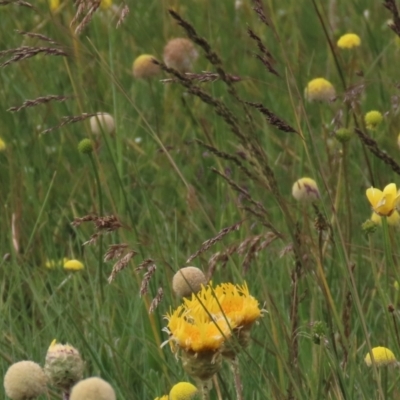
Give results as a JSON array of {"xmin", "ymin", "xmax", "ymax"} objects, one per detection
[
  {"xmin": 78, "ymin": 138, "xmax": 94, "ymax": 154},
  {"xmin": 335, "ymin": 128, "xmax": 353, "ymax": 143}
]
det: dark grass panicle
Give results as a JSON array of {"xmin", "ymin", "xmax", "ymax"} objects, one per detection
[
  {"xmin": 16, "ymin": 30, "xmax": 59, "ymax": 45},
  {"xmin": 186, "ymin": 221, "xmax": 243, "ymax": 264},
  {"xmin": 0, "ymin": 0, "xmax": 33, "ymax": 8},
  {"xmin": 384, "ymin": 0, "xmax": 400, "ymax": 37},
  {"xmin": 72, "ymin": 0, "xmax": 101, "ymax": 35},
  {"xmin": 104, "ymin": 244, "xmax": 129, "ymax": 262},
  {"xmin": 41, "ymin": 113, "xmax": 97, "ymax": 134},
  {"xmin": 161, "ymin": 71, "xmax": 242, "ymax": 84},
  {"xmin": 139, "ymin": 263, "xmax": 157, "ymax": 297},
  {"xmin": 108, "ymin": 250, "xmax": 138, "ymax": 284},
  {"xmin": 8, "ymin": 95, "xmax": 72, "ymax": 113},
  {"xmin": 149, "ymin": 287, "xmax": 163, "ymax": 314},
  {"xmin": 0, "ymin": 46, "xmax": 68, "ymax": 68}
]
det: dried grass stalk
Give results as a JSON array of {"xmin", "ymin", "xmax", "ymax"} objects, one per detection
[
  {"xmin": 135, "ymin": 258, "xmax": 154, "ymax": 272},
  {"xmin": 104, "ymin": 244, "xmax": 128, "ymax": 262},
  {"xmin": 116, "ymin": 5, "xmax": 129, "ymax": 28},
  {"xmin": 8, "ymin": 95, "xmax": 71, "ymax": 112},
  {"xmin": 384, "ymin": 0, "xmax": 400, "ymax": 37},
  {"xmin": 16, "ymin": 30, "xmax": 58, "ymax": 45},
  {"xmin": 139, "ymin": 264, "xmax": 156, "ymax": 296},
  {"xmin": 72, "ymin": 0, "xmax": 101, "ymax": 35},
  {"xmin": 149, "ymin": 287, "xmax": 163, "ymax": 313},
  {"xmin": 186, "ymin": 221, "xmax": 242, "ymax": 263},
  {"xmin": 108, "ymin": 250, "xmax": 137, "ymax": 283},
  {"xmin": 161, "ymin": 71, "xmax": 241, "ymax": 84},
  {"xmin": 0, "ymin": 46, "xmax": 67, "ymax": 68},
  {"xmin": 0, "ymin": 0, "xmax": 33, "ymax": 8},
  {"xmin": 42, "ymin": 113, "xmax": 97, "ymax": 134},
  {"xmin": 252, "ymin": 0, "xmax": 270, "ymax": 26}
]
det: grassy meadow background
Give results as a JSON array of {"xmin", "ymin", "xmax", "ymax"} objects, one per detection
[{"xmin": 1, "ymin": 0, "xmax": 400, "ymax": 398}]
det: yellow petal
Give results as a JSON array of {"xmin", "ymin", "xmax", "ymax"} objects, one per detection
[
  {"xmin": 366, "ymin": 187, "xmax": 383, "ymax": 208},
  {"xmin": 383, "ymin": 183, "xmax": 397, "ymax": 197}
]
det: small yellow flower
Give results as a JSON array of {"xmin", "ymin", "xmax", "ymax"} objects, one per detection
[
  {"xmin": 364, "ymin": 346, "xmax": 397, "ymax": 367},
  {"xmin": 169, "ymin": 382, "xmax": 198, "ymax": 400},
  {"xmin": 64, "ymin": 259, "xmax": 84, "ymax": 271},
  {"xmin": 49, "ymin": 0, "xmax": 60, "ymax": 11},
  {"xmin": 100, "ymin": 0, "xmax": 112, "ymax": 10},
  {"xmin": 365, "ymin": 110, "xmax": 383, "ymax": 130},
  {"xmin": 154, "ymin": 396, "xmax": 168, "ymax": 400},
  {"xmin": 304, "ymin": 78, "xmax": 336, "ymax": 102},
  {"xmin": 0, "ymin": 137, "xmax": 6, "ymax": 151},
  {"xmin": 132, "ymin": 54, "xmax": 160, "ymax": 79},
  {"xmin": 366, "ymin": 183, "xmax": 399, "ymax": 216},
  {"xmin": 292, "ymin": 177, "xmax": 320, "ymax": 202},
  {"xmin": 370, "ymin": 210, "xmax": 400, "ymax": 226},
  {"xmin": 337, "ymin": 33, "xmax": 361, "ymax": 49}
]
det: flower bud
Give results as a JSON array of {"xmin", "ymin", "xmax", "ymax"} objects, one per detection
[
  {"xmin": 70, "ymin": 377, "xmax": 116, "ymax": 400},
  {"xmin": 364, "ymin": 110, "xmax": 383, "ymax": 130},
  {"xmin": 337, "ymin": 33, "xmax": 361, "ymax": 49},
  {"xmin": 133, "ymin": 54, "xmax": 160, "ymax": 79},
  {"xmin": 172, "ymin": 267, "xmax": 207, "ymax": 298},
  {"xmin": 364, "ymin": 346, "xmax": 397, "ymax": 367},
  {"xmin": 90, "ymin": 113, "xmax": 115, "ymax": 135},
  {"xmin": 163, "ymin": 38, "xmax": 198, "ymax": 72},
  {"xmin": 44, "ymin": 340, "xmax": 84, "ymax": 391},
  {"xmin": 304, "ymin": 78, "xmax": 336, "ymax": 102},
  {"xmin": 4, "ymin": 361, "xmax": 47, "ymax": 400},
  {"xmin": 169, "ymin": 382, "xmax": 198, "ymax": 400},
  {"xmin": 64, "ymin": 259, "xmax": 84, "ymax": 271},
  {"xmin": 78, "ymin": 139, "xmax": 94, "ymax": 155},
  {"xmin": 335, "ymin": 128, "xmax": 353, "ymax": 144},
  {"xmin": 292, "ymin": 177, "xmax": 320, "ymax": 202}
]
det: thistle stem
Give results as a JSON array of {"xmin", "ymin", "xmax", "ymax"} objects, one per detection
[
  {"xmin": 198, "ymin": 379, "xmax": 211, "ymax": 400},
  {"xmin": 230, "ymin": 356, "xmax": 243, "ymax": 400}
]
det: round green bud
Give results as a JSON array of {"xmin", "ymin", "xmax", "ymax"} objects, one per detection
[
  {"xmin": 335, "ymin": 128, "xmax": 353, "ymax": 143},
  {"xmin": 78, "ymin": 138, "xmax": 94, "ymax": 154},
  {"xmin": 361, "ymin": 219, "xmax": 377, "ymax": 235}
]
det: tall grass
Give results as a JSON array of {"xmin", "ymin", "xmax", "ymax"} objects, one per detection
[{"xmin": 2, "ymin": 0, "xmax": 400, "ymax": 399}]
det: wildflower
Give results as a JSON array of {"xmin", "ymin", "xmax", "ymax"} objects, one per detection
[
  {"xmin": 44, "ymin": 339, "xmax": 84, "ymax": 391},
  {"xmin": 292, "ymin": 177, "xmax": 320, "ymax": 202},
  {"xmin": 172, "ymin": 267, "xmax": 207, "ymax": 298},
  {"xmin": 100, "ymin": 0, "xmax": 112, "ymax": 10},
  {"xmin": 366, "ymin": 183, "xmax": 399, "ymax": 216},
  {"xmin": 370, "ymin": 210, "xmax": 400, "ymax": 227},
  {"xmin": 163, "ymin": 38, "xmax": 198, "ymax": 72},
  {"xmin": 304, "ymin": 78, "xmax": 336, "ymax": 102},
  {"xmin": 335, "ymin": 128, "xmax": 353, "ymax": 144},
  {"xmin": 49, "ymin": 0, "xmax": 60, "ymax": 12},
  {"xmin": 337, "ymin": 33, "xmax": 361, "ymax": 49},
  {"xmin": 154, "ymin": 396, "xmax": 168, "ymax": 400},
  {"xmin": 90, "ymin": 113, "xmax": 115, "ymax": 135},
  {"xmin": 364, "ymin": 110, "xmax": 383, "ymax": 130},
  {"xmin": 0, "ymin": 137, "xmax": 6, "ymax": 151},
  {"xmin": 64, "ymin": 259, "xmax": 84, "ymax": 271},
  {"xmin": 70, "ymin": 377, "xmax": 116, "ymax": 400},
  {"xmin": 132, "ymin": 54, "xmax": 160, "ymax": 79},
  {"xmin": 78, "ymin": 138, "xmax": 94, "ymax": 155},
  {"xmin": 169, "ymin": 382, "xmax": 198, "ymax": 400},
  {"xmin": 45, "ymin": 257, "xmax": 69, "ymax": 269},
  {"xmin": 364, "ymin": 346, "xmax": 397, "ymax": 367},
  {"xmin": 4, "ymin": 361, "xmax": 47, "ymax": 400}
]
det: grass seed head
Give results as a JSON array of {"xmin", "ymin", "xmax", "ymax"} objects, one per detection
[
  {"xmin": 70, "ymin": 377, "xmax": 116, "ymax": 400},
  {"xmin": 4, "ymin": 361, "xmax": 47, "ymax": 400},
  {"xmin": 172, "ymin": 266, "xmax": 207, "ymax": 297}
]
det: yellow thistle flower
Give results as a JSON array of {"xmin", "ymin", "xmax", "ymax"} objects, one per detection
[
  {"xmin": 100, "ymin": 0, "xmax": 112, "ymax": 10},
  {"xmin": 292, "ymin": 177, "xmax": 320, "ymax": 202},
  {"xmin": 64, "ymin": 259, "xmax": 84, "ymax": 271},
  {"xmin": 0, "ymin": 137, "xmax": 6, "ymax": 151},
  {"xmin": 366, "ymin": 183, "xmax": 399, "ymax": 216},
  {"xmin": 370, "ymin": 210, "xmax": 400, "ymax": 227},
  {"xmin": 337, "ymin": 33, "xmax": 361, "ymax": 49},
  {"xmin": 132, "ymin": 54, "xmax": 160, "ymax": 79},
  {"xmin": 166, "ymin": 304, "xmax": 232, "ymax": 352},
  {"xmin": 364, "ymin": 346, "xmax": 397, "ymax": 367},
  {"xmin": 169, "ymin": 382, "xmax": 198, "ymax": 400},
  {"xmin": 365, "ymin": 110, "xmax": 383, "ymax": 130},
  {"xmin": 304, "ymin": 78, "xmax": 336, "ymax": 102}
]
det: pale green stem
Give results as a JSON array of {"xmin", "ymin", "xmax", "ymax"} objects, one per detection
[
  {"xmin": 198, "ymin": 380, "xmax": 211, "ymax": 400},
  {"xmin": 230, "ymin": 356, "xmax": 243, "ymax": 400}
]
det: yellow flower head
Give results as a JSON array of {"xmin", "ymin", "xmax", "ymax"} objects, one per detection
[
  {"xmin": 49, "ymin": 0, "xmax": 60, "ymax": 11},
  {"xmin": 364, "ymin": 346, "xmax": 397, "ymax": 367},
  {"xmin": 169, "ymin": 382, "xmax": 198, "ymax": 400},
  {"xmin": 292, "ymin": 177, "xmax": 320, "ymax": 202},
  {"xmin": 64, "ymin": 259, "xmax": 84, "ymax": 271},
  {"xmin": 45, "ymin": 257, "xmax": 69, "ymax": 269},
  {"xmin": 304, "ymin": 78, "xmax": 336, "ymax": 102},
  {"xmin": 154, "ymin": 396, "xmax": 168, "ymax": 400},
  {"xmin": 337, "ymin": 33, "xmax": 361, "ymax": 49},
  {"xmin": 366, "ymin": 183, "xmax": 399, "ymax": 216},
  {"xmin": 365, "ymin": 110, "xmax": 383, "ymax": 130},
  {"xmin": 132, "ymin": 54, "xmax": 160, "ymax": 79},
  {"xmin": 370, "ymin": 210, "xmax": 400, "ymax": 227},
  {"xmin": 100, "ymin": 0, "xmax": 112, "ymax": 10},
  {"xmin": 0, "ymin": 137, "xmax": 6, "ymax": 151}
]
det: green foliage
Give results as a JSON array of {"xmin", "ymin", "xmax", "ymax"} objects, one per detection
[{"xmin": 2, "ymin": 0, "xmax": 400, "ymax": 399}]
